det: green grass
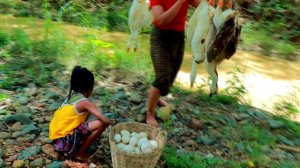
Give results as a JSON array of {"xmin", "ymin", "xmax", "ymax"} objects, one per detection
[
  {"xmin": 0, "ymin": 93, "xmax": 9, "ymax": 102},
  {"xmin": 241, "ymin": 22, "xmax": 299, "ymax": 60},
  {"xmin": 163, "ymin": 146, "xmax": 247, "ymax": 168}
]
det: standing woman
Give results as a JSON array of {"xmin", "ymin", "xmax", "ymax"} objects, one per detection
[{"xmin": 147, "ymin": 0, "xmax": 201, "ymax": 127}]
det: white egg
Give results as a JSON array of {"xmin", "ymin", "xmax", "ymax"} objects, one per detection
[
  {"xmin": 134, "ymin": 147, "xmax": 141, "ymax": 154},
  {"xmin": 137, "ymin": 137, "xmax": 148, "ymax": 147},
  {"xmin": 121, "ymin": 130, "xmax": 130, "ymax": 137},
  {"xmin": 138, "ymin": 132, "xmax": 147, "ymax": 138},
  {"xmin": 122, "ymin": 134, "xmax": 130, "ymax": 144},
  {"xmin": 141, "ymin": 142, "xmax": 153, "ymax": 153},
  {"xmin": 114, "ymin": 134, "xmax": 122, "ymax": 143},
  {"xmin": 149, "ymin": 140, "xmax": 158, "ymax": 149},
  {"xmin": 123, "ymin": 145, "xmax": 134, "ymax": 153},
  {"xmin": 117, "ymin": 143, "xmax": 126, "ymax": 152},
  {"xmin": 129, "ymin": 136, "xmax": 139, "ymax": 146},
  {"xmin": 131, "ymin": 132, "xmax": 138, "ymax": 137}
]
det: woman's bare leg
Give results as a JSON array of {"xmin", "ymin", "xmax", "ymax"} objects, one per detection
[{"xmin": 146, "ymin": 86, "xmax": 161, "ymax": 127}]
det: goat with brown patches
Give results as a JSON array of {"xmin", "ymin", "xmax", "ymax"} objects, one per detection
[{"xmin": 188, "ymin": 0, "xmax": 242, "ymax": 96}]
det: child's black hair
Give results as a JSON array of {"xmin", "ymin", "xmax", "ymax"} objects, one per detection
[{"xmin": 67, "ymin": 66, "xmax": 94, "ymax": 98}]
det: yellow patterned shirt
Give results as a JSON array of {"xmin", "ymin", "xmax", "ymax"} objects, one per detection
[{"xmin": 49, "ymin": 93, "xmax": 89, "ymax": 140}]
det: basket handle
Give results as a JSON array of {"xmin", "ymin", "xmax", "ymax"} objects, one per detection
[{"xmin": 154, "ymin": 128, "xmax": 168, "ymax": 145}]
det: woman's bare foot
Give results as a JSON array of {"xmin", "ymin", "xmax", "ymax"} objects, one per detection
[
  {"xmin": 157, "ymin": 99, "xmax": 168, "ymax": 107},
  {"xmin": 146, "ymin": 113, "xmax": 159, "ymax": 127}
]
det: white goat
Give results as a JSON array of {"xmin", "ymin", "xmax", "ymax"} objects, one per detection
[
  {"xmin": 127, "ymin": 0, "xmax": 152, "ymax": 52},
  {"xmin": 188, "ymin": 0, "xmax": 241, "ymax": 96},
  {"xmin": 187, "ymin": 0, "xmax": 215, "ymax": 87}
]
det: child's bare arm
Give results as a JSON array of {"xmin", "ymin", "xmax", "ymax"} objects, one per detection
[{"xmin": 77, "ymin": 100, "xmax": 112, "ymax": 125}]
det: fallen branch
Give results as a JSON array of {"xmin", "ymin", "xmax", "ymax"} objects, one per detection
[{"xmin": 277, "ymin": 144, "xmax": 300, "ymax": 153}]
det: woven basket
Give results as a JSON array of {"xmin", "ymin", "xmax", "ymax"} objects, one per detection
[{"xmin": 109, "ymin": 122, "xmax": 167, "ymax": 168}]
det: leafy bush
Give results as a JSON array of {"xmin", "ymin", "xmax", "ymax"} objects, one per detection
[
  {"xmin": 0, "ymin": 0, "xmax": 16, "ymax": 14},
  {"xmin": 9, "ymin": 29, "xmax": 33, "ymax": 56},
  {"xmin": 0, "ymin": 29, "xmax": 10, "ymax": 47},
  {"xmin": 249, "ymin": 0, "xmax": 300, "ymax": 41},
  {"xmin": 106, "ymin": 5, "xmax": 129, "ymax": 32}
]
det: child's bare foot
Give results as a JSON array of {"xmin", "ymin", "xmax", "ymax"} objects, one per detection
[
  {"xmin": 74, "ymin": 153, "xmax": 90, "ymax": 162},
  {"xmin": 157, "ymin": 99, "xmax": 168, "ymax": 107},
  {"xmin": 146, "ymin": 114, "xmax": 159, "ymax": 128}
]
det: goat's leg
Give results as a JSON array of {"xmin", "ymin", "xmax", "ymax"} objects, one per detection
[
  {"xmin": 126, "ymin": 34, "xmax": 133, "ymax": 52},
  {"xmin": 132, "ymin": 30, "xmax": 139, "ymax": 52},
  {"xmin": 190, "ymin": 60, "xmax": 198, "ymax": 87},
  {"xmin": 205, "ymin": 59, "xmax": 218, "ymax": 96}
]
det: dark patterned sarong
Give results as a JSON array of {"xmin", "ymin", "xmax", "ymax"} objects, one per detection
[
  {"xmin": 150, "ymin": 26, "xmax": 185, "ymax": 96},
  {"xmin": 53, "ymin": 122, "xmax": 91, "ymax": 159}
]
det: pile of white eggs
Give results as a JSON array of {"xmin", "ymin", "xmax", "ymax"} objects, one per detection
[{"xmin": 113, "ymin": 130, "xmax": 159, "ymax": 154}]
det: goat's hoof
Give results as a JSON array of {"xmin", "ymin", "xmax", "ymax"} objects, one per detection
[
  {"xmin": 127, "ymin": 48, "xmax": 130, "ymax": 52},
  {"xmin": 134, "ymin": 48, "xmax": 138, "ymax": 52}
]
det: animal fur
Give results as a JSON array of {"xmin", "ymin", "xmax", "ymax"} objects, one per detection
[
  {"xmin": 188, "ymin": 0, "xmax": 242, "ymax": 95},
  {"xmin": 127, "ymin": 0, "xmax": 152, "ymax": 52}
]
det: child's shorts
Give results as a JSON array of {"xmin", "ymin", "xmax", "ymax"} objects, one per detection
[{"xmin": 52, "ymin": 122, "xmax": 91, "ymax": 159}]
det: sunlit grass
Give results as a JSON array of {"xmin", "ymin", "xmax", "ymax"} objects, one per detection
[{"xmin": 241, "ymin": 22, "xmax": 298, "ymax": 60}]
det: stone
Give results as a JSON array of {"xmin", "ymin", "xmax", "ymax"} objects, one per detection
[
  {"xmin": 136, "ymin": 114, "xmax": 145, "ymax": 122},
  {"xmin": 113, "ymin": 92, "xmax": 128, "ymax": 100},
  {"xmin": 181, "ymin": 127, "xmax": 190, "ymax": 136},
  {"xmin": 17, "ymin": 96, "xmax": 28, "ymax": 105},
  {"xmin": 47, "ymin": 102, "xmax": 60, "ymax": 112},
  {"xmin": 129, "ymin": 92, "xmax": 142, "ymax": 103},
  {"xmin": 0, "ymin": 132, "xmax": 10, "ymax": 139},
  {"xmin": 41, "ymin": 137, "xmax": 52, "ymax": 144},
  {"xmin": 236, "ymin": 143, "xmax": 244, "ymax": 152},
  {"xmin": 170, "ymin": 114, "xmax": 177, "ymax": 121},
  {"xmin": 0, "ymin": 148, "xmax": 2, "ymax": 158},
  {"xmin": 12, "ymin": 160, "xmax": 24, "ymax": 168},
  {"xmin": 156, "ymin": 105, "xmax": 171, "ymax": 121},
  {"xmin": 12, "ymin": 131, "xmax": 23, "ymax": 138},
  {"xmin": 237, "ymin": 105, "xmax": 248, "ymax": 113},
  {"xmin": 3, "ymin": 113, "xmax": 33, "ymax": 125},
  {"xmin": 192, "ymin": 108, "xmax": 202, "ymax": 116},
  {"xmin": 46, "ymin": 161, "xmax": 64, "ymax": 168},
  {"xmin": 104, "ymin": 112, "xmax": 119, "ymax": 119},
  {"xmin": 16, "ymin": 106, "xmax": 34, "ymax": 114},
  {"xmin": 20, "ymin": 124, "xmax": 40, "ymax": 135},
  {"xmin": 237, "ymin": 113, "xmax": 250, "ymax": 120},
  {"xmin": 268, "ymin": 120, "xmax": 284, "ymax": 129},
  {"xmin": 29, "ymin": 158, "xmax": 44, "ymax": 167},
  {"xmin": 189, "ymin": 118, "xmax": 203, "ymax": 130},
  {"xmin": 139, "ymin": 107, "xmax": 147, "ymax": 114},
  {"xmin": 5, "ymin": 155, "xmax": 17, "ymax": 162},
  {"xmin": 11, "ymin": 122, "xmax": 22, "ymax": 132},
  {"xmin": 43, "ymin": 92, "xmax": 60, "ymax": 100},
  {"xmin": 260, "ymin": 145, "xmax": 271, "ymax": 153},
  {"xmin": 197, "ymin": 135, "xmax": 216, "ymax": 146},
  {"xmin": 277, "ymin": 135, "xmax": 294, "ymax": 146},
  {"xmin": 42, "ymin": 144, "xmax": 59, "ymax": 159},
  {"xmin": 17, "ymin": 146, "xmax": 41, "ymax": 160},
  {"xmin": 254, "ymin": 111, "xmax": 267, "ymax": 120},
  {"xmin": 17, "ymin": 134, "xmax": 36, "ymax": 143},
  {"xmin": 182, "ymin": 139, "xmax": 197, "ymax": 147}
]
